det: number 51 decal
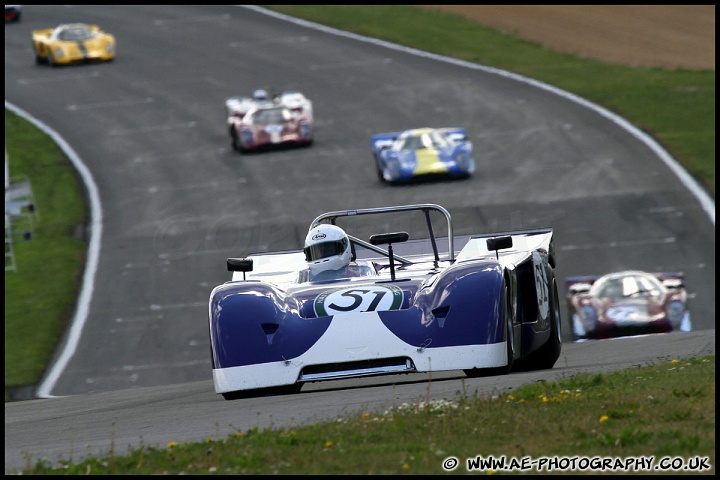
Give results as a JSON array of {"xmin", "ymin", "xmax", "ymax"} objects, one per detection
[{"xmin": 314, "ymin": 284, "xmax": 404, "ymax": 317}]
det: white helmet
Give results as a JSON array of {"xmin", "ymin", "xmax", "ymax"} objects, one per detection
[
  {"xmin": 253, "ymin": 88, "xmax": 268, "ymax": 101},
  {"xmin": 304, "ymin": 224, "xmax": 351, "ymax": 275}
]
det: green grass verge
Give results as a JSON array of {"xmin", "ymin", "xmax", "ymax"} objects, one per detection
[
  {"xmin": 17, "ymin": 357, "xmax": 715, "ymax": 474},
  {"xmin": 5, "ymin": 109, "xmax": 88, "ymax": 394},
  {"xmin": 4, "ymin": 4, "xmax": 715, "ymax": 473}
]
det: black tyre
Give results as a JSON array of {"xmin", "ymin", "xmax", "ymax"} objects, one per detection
[
  {"xmin": 375, "ymin": 158, "xmax": 385, "ymax": 182},
  {"xmin": 496, "ymin": 303, "xmax": 515, "ymax": 375},
  {"xmin": 568, "ymin": 306, "xmax": 581, "ymax": 341},
  {"xmin": 33, "ymin": 43, "xmax": 48, "ymax": 65},
  {"xmin": 230, "ymin": 127, "xmax": 241, "ymax": 152},
  {"xmin": 516, "ymin": 275, "xmax": 562, "ymax": 371}
]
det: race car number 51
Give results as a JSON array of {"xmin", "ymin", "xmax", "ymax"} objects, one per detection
[{"xmin": 314, "ymin": 284, "xmax": 404, "ymax": 317}]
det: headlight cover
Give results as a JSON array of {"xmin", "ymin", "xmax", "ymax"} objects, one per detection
[
  {"xmin": 581, "ymin": 305, "xmax": 598, "ymax": 330},
  {"xmin": 666, "ymin": 300, "xmax": 685, "ymax": 329}
]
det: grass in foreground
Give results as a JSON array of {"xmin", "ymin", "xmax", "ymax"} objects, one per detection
[{"xmin": 17, "ymin": 356, "xmax": 714, "ymax": 475}]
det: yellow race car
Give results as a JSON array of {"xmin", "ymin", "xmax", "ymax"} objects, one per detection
[{"xmin": 32, "ymin": 23, "xmax": 115, "ymax": 66}]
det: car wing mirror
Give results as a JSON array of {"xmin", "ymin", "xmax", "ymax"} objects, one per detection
[
  {"xmin": 369, "ymin": 232, "xmax": 409, "ymax": 281},
  {"xmin": 227, "ymin": 257, "xmax": 253, "ymax": 280},
  {"xmin": 486, "ymin": 235, "xmax": 513, "ymax": 260}
]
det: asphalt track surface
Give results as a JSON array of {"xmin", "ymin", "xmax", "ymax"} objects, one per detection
[{"xmin": 4, "ymin": 6, "xmax": 715, "ymax": 472}]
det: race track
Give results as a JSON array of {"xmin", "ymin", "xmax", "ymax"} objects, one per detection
[{"xmin": 4, "ymin": 5, "xmax": 715, "ymax": 472}]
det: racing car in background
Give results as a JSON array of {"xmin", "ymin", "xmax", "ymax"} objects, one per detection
[
  {"xmin": 371, "ymin": 127, "xmax": 475, "ymax": 183},
  {"xmin": 208, "ymin": 203, "xmax": 562, "ymax": 399},
  {"xmin": 5, "ymin": 5, "xmax": 21, "ymax": 22},
  {"xmin": 226, "ymin": 89, "xmax": 313, "ymax": 153},
  {"xmin": 565, "ymin": 270, "xmax": 691, "ymax": 341},
  {"xmin": 32, "ymin": 23, "xmax": 116, "ymax": 66}
]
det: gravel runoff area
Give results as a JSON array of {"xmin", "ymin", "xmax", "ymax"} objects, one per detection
[{"xmin": 417, "ymin": 5, "xmax": 714, "ymax": 71}]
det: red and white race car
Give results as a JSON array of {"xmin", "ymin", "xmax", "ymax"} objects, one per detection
[
  {"xmin": 226, "ymin": 89, "xmax": 313, "ymax": 153},
  {"xmin": 565, "ymin": 270, "xmax": 691, "ymax": 341},
  {"xmin": 5, "ymin": 5, "xmax": 21, "ymax": 23}
]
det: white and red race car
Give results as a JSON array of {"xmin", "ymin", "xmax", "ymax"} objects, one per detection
[{"xmin": 226, "ymin": 89, "xmax": 313, "ymax": 153}]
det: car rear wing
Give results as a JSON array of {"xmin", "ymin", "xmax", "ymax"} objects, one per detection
[{"xmin": 455, "ymin": 228, "xmax": 554, "ymax": 265}]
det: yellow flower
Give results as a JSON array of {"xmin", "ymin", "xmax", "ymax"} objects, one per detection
[
  {"xmin": 325, "ymin": 440, "xmax": 333, "ymax": 448},
  {"xmin": 236, "ymin": 432, "xmax": 243, "ymax": 438},
  {"xmin": 507, "ymin": 394, "xmax": 515, "ymax": 401},
  {"xmin": 167, "ymin": 441, "xmax": 177, "ymax": 449},
  {"xmin": 402, "ymin": 463, "xmax": 410, "ymax": 471},
  {"xmin": 671, "ymin": 359, "xmax": 679, "ymax": 364},
  {"xmin": 599, "ymin": 415, "xmax": 609, "ymax": 423},
  {"xmin": 361, "ymin": 413, "xmax": 371, "ymax": 422}
]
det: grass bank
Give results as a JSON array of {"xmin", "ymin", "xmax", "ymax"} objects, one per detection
[
  {"xmin": 17, "ymin": 357, "xmax": 715, "ymax": 474},
  {"xmin": 4, "ymin": 109, "xmax": 88, "ymax": 397}
]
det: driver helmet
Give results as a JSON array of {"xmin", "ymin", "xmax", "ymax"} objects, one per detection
[
  {"xmin": 304, "ymin": 224, "xmax": 351, "ymax": 275},
  {"xmin": 253, "ymin": 88, "xmax": 269, "ymax": 101}
]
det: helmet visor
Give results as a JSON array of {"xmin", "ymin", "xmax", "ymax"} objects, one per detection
[{"xmin": 304, "ymin": 239, "xmax": 346, "ymax": 262}]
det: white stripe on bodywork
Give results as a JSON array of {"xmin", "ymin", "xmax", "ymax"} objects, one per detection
[{"xmin": 213, "ymin": 311, "xmax": 506, "ymax": 392}]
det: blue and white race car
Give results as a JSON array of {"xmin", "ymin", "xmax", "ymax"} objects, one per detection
[
  {"xmin": 370, "ymin": 127, "xmax": 475, "ymax": 183},
  {"xmin": 208, "ymin": 204, "xmax": 562, "ymax": 399}
]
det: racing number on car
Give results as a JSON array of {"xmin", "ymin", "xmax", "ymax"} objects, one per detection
[
  {"xmin": 606, "ymin": 306, "xmax": 643, "ymax": 322},
  {"xmin": 532, "ymin": 251, "xmax": 550, "ymax": 321},
  {"xmin": 314, "ymin": 284, "xmax": 404, "ymax": 317},
  {"xmin": 329, "ymin": 289, "xmax": 384, "ymax": 312}
]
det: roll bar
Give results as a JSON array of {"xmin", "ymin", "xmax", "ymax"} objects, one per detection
[{"xmin": 309, "ymin": 204, "xmax": 454, "ymax": 262}]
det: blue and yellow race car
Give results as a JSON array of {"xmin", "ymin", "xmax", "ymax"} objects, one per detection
[{"xmin": 371, "ymin": 127, "xmax": 475, "ymax": 183}]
